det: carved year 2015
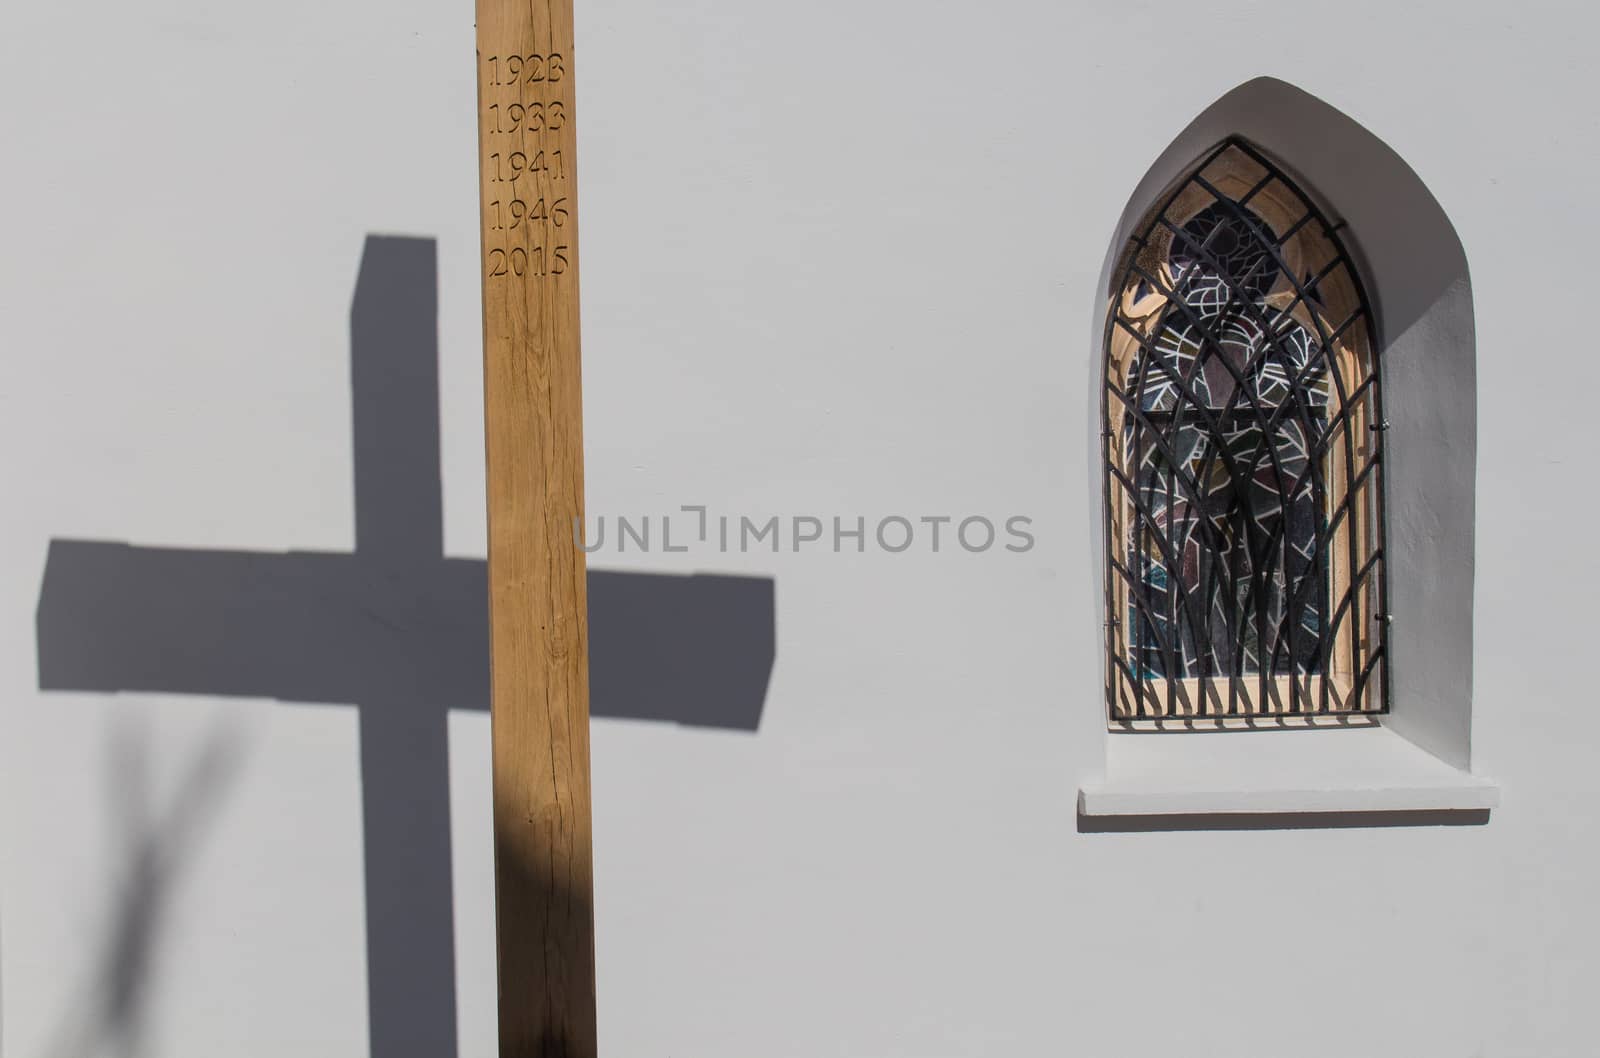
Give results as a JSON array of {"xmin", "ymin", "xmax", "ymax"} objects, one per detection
[{"xmin": 478, "ymin": 50, "xmax": 570, "ymax": 282}]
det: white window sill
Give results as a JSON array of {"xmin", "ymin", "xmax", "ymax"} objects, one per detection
[{"xmin": 1078, "ymin": 724, "xmax": 1499, "ymax": 817}]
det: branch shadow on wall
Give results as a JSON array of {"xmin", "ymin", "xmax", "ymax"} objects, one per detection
[
  {"xmin": 45, "ymin": 722, "xmax": 244, "ymax": 1058},
  {"xmin": 35, "ymin": 235, "xmax": 776, "ymax": 1058}
]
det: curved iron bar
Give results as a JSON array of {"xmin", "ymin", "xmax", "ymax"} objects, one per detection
[
  {"xmin": 1102, "ymin": 138, "xmax": 1388, "ymax": 719},
  {"xmin": 1124, "ymin": 262, "xmax": 1317, "ymax": 695},
  {"xmin": 1156, "ymin": 240, "xmax": 1324, "ymax": 696},
  {"xmin": 1197, "ymin": 139, "xmax": 1387, "ymax": 705},
  {"xmin": 1105, "ymin": 456, "xmax": 1216, "ymax": 710},
  {"xmin": 1108, "ymin": 555, "xmax": 1198, "ymax": 716},
  {"xmin": 1171, "ymin": 185, "xmax": 1374, "ymax": 700},
  {"xmin": 1263, "ymin": 453, "xmax": 1383, "ymax": 678},
  {"xmin": 1101, "ymin": 140, "xmax": 1242, "ymax": 714},
  {"xmin": 1278, "ymin": 547, "xmax": 1384, "ymax": 697}
]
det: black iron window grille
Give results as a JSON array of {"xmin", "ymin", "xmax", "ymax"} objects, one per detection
[{"xmin": 1101, "ymin": 139, "xmax": 1389, "ymax": 724}]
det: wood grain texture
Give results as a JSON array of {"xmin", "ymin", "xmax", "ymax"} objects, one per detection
[{"xmin": 473, "ymin": 1, "xmax": 594, "ymax": 1054}]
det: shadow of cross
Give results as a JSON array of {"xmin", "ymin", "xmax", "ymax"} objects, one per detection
[{"xmin": 36, "ymin": 235, "xmax": 776, "ymax": 1058}]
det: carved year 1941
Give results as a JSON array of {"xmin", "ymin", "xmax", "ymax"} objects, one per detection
[{"xmin": 478, "ymin": 50, "xmax": 569, "ymax": 282}]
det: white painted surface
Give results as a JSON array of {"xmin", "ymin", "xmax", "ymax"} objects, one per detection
[
  {"xmin": 2, "ymin": 2, "xmax": 1596, "ymax": 1057},
  {"xmin": 1080, "ymin": 726, "xmax": 1499, "ymax": 816}
]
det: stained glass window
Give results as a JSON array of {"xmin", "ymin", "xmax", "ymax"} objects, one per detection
[{"xmin": 1102, "ymin": 139, "xmax": 1388, "ymax": 724}]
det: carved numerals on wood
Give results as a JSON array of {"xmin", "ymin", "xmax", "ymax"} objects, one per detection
[{"xmin": 479, "ymin": 53, "xmax": 569, "ymax": 281}]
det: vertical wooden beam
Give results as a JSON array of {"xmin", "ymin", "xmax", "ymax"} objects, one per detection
[{"xmin": 473, "ymin": 2, "xmax": 594, "ymax": 1055}]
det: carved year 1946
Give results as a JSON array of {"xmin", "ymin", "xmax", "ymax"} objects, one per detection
[
  {"xmin": 478, "ymin": 42, "xmax": 572, "ymax": 283},
  {"xmin": 486, "ymin": 197, "xmax": 569, "ymax": 229}
]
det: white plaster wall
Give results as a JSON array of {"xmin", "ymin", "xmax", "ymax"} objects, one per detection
[{"xmin": 1, "ymin": 1, "xmax": 1595, "ymax": 1055}]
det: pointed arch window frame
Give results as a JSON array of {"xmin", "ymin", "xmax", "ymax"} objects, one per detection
[{"xmin": 1100, "ymin": 137, "xmax": 1391, "ymax": 728}]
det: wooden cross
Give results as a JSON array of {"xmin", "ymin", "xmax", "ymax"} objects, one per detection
[
  {"xmin": 472, "ymin": 0, "xmax": 597, "ymax": 1054},
  {"xmin": 38, "ymin": 233, "xmax": 771, "ymax": 1057},
  {"xmin": 36, "ymin": 3, "xmax": 762, "ymax": 1050}
]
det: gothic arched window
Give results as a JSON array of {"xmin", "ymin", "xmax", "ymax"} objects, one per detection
[{"xmin": 1102, "ymin": 138, "xmax": 1388, "ymax": 724}]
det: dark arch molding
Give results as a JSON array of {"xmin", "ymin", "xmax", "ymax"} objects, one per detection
[{"xmin": 1088, "ymin": 77, "xmax": 1478, "ymax": 768}]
